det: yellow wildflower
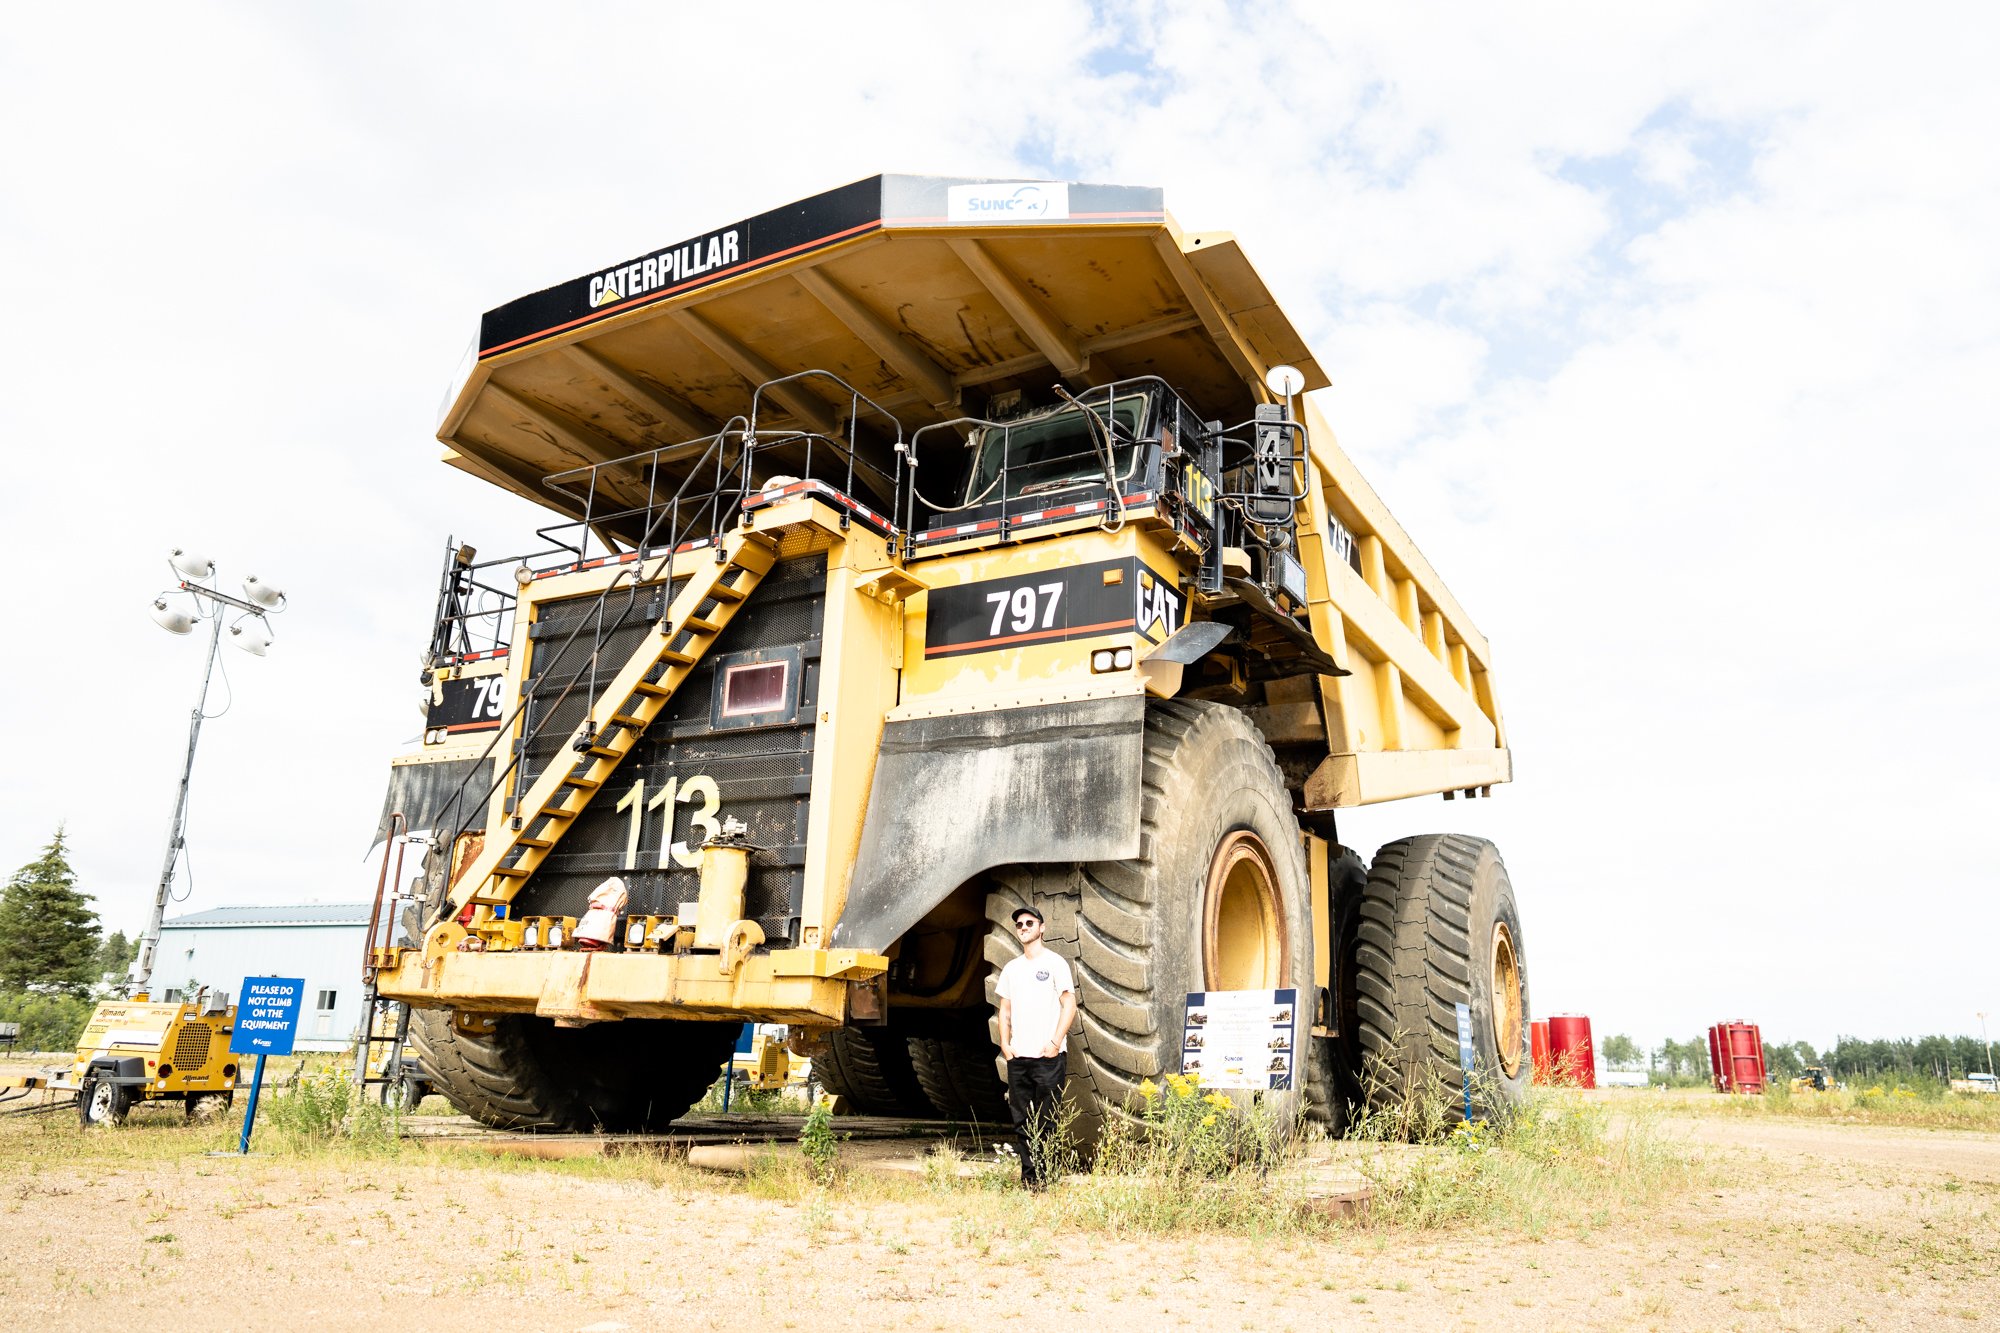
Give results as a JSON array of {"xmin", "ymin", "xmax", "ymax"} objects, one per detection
[
  {"xmin": 1137, "ymin": 1078, "xmax": 1160, "ymax": 1100},
  {"xmin": 1200, "ymin": 1113, "xmax": 1217, "ymax": 1127},
  {"xmin": 1203, "ymin": 1092, "xmax": 1231, "ymax": 1109}
]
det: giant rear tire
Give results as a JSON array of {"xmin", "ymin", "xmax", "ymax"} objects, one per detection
[
  {"xmin": 987, "ymin": 700, "xmax": 1314, "ymax": 1150},
  {"xmin": 908, "ymin": 1012, "xmax": 1010, "ymax": 1124},
  {"xmin": 812, "ymin": 1023, "xmax": 933, "ymax": 1117},
  {"xmin": 1350, "ymin": 834, "xmax": 1530, "ymax": 1131},
  {"xmin": 408, "ymin": 1008, "xmax": 738, "ymax": 1131},
  {"xmin": 1304, "ymin": 844, "xmax": 1368, "ymax": 1132}
]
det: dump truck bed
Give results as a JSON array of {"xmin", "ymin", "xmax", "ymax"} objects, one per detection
[{"xmin": 435, "ymin": 173, "xmax": 1507, "ymax": 805}]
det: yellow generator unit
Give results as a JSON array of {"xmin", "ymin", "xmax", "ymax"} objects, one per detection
[
  {"xmin": 69, "ymin": 995, "xmax": 239, "ymax": 1125},
  {"xmin": 368, "ymin": 175, "xmax": 1525, "ymax": 1141}
]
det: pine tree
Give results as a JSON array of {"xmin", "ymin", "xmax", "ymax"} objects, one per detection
[
  {"xmin": 0, "ymin": 827, "xmax": 102, "ymax": 997},
  {"xmin": 96, "ymin": 929, "xmax": 136, "ymax": 984}
]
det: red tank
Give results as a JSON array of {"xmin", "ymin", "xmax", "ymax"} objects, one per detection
[
  {"xmin": 1714, "ymin": 1021, "xmax": 1766, "ymax": 1094},
  {"xmin": 1530, "ymin": 1019, "xmax": 1552, "ymax": 1085},
  {"xmin": 1547, "ymin": 1014, "xmax": 1595, "ymax": 1088},
  {"xmin": 1707, "ymin": 1023, "xmax": 1727, "ymax": 1092}
]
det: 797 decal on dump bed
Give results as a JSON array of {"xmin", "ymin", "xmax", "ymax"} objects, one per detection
[{"xmin": 922, "ymin": 557, "xmax": 1184, "ymax": 659}]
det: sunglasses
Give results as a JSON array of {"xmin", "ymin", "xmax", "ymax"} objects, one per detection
[{"xmin": 1013, "ymin": 918, "xmax": 1038, "ymax": 930}]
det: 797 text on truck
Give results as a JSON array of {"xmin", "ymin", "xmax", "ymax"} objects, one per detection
[{"xmin": 365, "ymin": 175, "xmax": 1527, "ymax": 1140}]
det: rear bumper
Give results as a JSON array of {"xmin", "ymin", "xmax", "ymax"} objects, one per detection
[{"xmin": 375, "ymin": 944, "xmax": 887, "ymax": 1025}]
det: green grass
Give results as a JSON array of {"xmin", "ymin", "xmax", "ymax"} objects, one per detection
[
  {"xmin": 1678, "ymin": 1079, "xmax": 2000, "ymax": 1130},
  {"xmin": 0, "ymin": 1070, "xmax": 1706, "ymax": 1243},
  {"xmin": 1349, "ymin": 1088, "xmax": 1706, "ymax": 1234}
]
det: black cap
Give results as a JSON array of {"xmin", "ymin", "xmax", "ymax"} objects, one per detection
[{"xmin": 1011, "ymin": 905, "xmax": 1044, "ymax": 925}]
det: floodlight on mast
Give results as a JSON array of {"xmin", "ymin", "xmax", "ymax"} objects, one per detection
[{"xmin": 131, "ymin": 548, "xmax": 292, "ymax": 993}]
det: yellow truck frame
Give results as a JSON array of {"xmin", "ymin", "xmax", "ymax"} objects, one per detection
[{"xmin": 370, "ymin": 175, "xmax": 1524, "ymax": 1136}]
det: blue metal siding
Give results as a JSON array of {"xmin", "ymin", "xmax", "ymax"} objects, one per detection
[{"xmin": 153, "ymin": 921, "xmax": 367, "ymax": 1052}]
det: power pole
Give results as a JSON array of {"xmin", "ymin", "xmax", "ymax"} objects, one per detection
[{"xmin": 134, "ymin": 552, "xmax": 287, "ymax": 994}]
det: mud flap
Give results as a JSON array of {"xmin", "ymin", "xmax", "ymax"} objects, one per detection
[
  {"xmin": 374, "ymin": 756, "xmax": 483, "ymax": 844},
  {"xmin": 830, "ymin": 695, "xmax": 1145, "ymax": 952}
]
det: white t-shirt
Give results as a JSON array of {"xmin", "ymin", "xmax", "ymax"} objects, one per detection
[{"xmin": 998, "ymin": 949, "xmax": 1075, "ymax": 1056}]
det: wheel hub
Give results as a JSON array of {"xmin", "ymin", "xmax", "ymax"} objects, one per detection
[
  {"xmin": 1490, "ymin": 921, "xmax": 1523, "ymax": 1078},
  {"xmin": 1203, "ymin": 830, "xmax": 1287, "ymax": 991}
]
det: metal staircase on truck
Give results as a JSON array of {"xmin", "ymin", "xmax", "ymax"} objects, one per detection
[{"xmin": 450, "ymin": 530, "xmax": 778, "ymax": 915}]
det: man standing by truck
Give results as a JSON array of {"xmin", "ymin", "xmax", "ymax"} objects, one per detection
[{"xmin": 997, "ymin": 905, "xmax": 1075, "ymax": 1190}]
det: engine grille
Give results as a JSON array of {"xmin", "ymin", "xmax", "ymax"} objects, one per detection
[
  {"xmin": 172, "ymin": 1023, "xmax": 211, "ymax": 1071},
  {"xmin": 509, "ymin": 555, "xmax": 826, "ymax": 944}
]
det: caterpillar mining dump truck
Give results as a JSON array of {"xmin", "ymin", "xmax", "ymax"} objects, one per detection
[{"xmin": 367, "ymin": 175, "xmax": 1526, "ymax": 1139}]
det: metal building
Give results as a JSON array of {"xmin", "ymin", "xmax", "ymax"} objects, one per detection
[{"xmin": 153, "ymin": 903, "xmax": 371, "ymax": 1052}]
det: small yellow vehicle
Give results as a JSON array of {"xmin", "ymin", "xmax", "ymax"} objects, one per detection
[{"xmin": 0, "ymin": 995, "xmax": 241, "ymax": 1125}]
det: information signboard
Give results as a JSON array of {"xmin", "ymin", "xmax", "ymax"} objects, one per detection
[
  {"xmin": 1181, "ymin": 988, "xmax": 1297, "ymax": 1090},
  {"xmin": 230, "ymin": 976, "xmax": 304, "ymax": 1057}
]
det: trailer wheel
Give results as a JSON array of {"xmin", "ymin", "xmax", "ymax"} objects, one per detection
[
  {"xmin": 813, "ymin": 1023, "xmax": 932, "ymax": 1117},
  {"xmin": 409, "ymin": 1009, "xmax": 737, "ymax": 1131},
  {"xmin": 1351, "ymin": 834, "xmax": 1530, "ymax": 1131},
  {"xmin": 988, "ymin": 700, "xmax": 1314, "ymax": 1150},
  {"xmin": 80, "ymin": 1075, "xmax": 131, "ymax": 1127},
  {"xmin": 908, "ymin": 1013, "xmax": 1010, "ymax": 1124}
]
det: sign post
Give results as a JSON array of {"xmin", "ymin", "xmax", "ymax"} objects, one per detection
[
  {"xmin": 1454, "ymin": 1002, "xmax": 1477, "ymax": 1126},
  {"xmin": 229, "ymin": 976, "xmax": 303, "ymax": 1155}
]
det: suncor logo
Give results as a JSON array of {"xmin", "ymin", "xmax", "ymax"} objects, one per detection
[{"xmin": 946, "ymin": 181, "xmax": 1071, "ymax": 224}]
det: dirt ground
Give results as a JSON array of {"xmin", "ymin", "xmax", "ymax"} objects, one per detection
[{"xmin": 1, "ymin": 1083, "xmax": 1994, "ymax": 1332}]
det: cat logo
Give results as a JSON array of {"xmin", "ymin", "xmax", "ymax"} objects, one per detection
[
  {"xmin": 588, "ymin": 229, "xmax": 743, "ymax": 309},
  {"xmin": 1136, "ymin": 568, "xmax": 1182, "ymax": 642}
]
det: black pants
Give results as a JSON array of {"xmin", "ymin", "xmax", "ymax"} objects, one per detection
[{"xmin": 1006, "ymin": 1054, "xmax": 1067, "ymax": 1186}]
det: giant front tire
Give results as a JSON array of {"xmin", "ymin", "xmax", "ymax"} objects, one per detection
[
  {"xmin": 408, "ymin": 1009, "xmax": 738, "ymax": 1131},
  {"xmin": 987, "ymin": 700, "xmax": 1314, "ymax": 1149},
  {"xmin": 1350, "ymin": 834, "xmax": 1530, "ymax": 1130}
]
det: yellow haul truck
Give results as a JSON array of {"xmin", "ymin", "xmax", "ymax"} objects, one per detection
[{"xmin": 370, "ymin": 175, "xmax": 1524, "ymax": 1138}]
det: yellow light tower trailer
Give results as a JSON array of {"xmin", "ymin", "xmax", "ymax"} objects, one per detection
[{"xmin": 370, "ymin": 175, "xmax": 1524, "ymax": 1138}]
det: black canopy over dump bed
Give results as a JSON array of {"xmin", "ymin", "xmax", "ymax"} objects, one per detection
[{"xmin": 437, "ymin": 174, "xmax": 1326, "ymax": 526}]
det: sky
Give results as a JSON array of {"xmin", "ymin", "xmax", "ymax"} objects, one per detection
[{"xmin": 2, "ymin": 2, "xmax": 1994, "ymax": 1055}]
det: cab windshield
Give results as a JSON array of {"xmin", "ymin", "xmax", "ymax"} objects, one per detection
[{"xmin": 962, "ymin": 395, "xmax": 1149, "ymax": 505}]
